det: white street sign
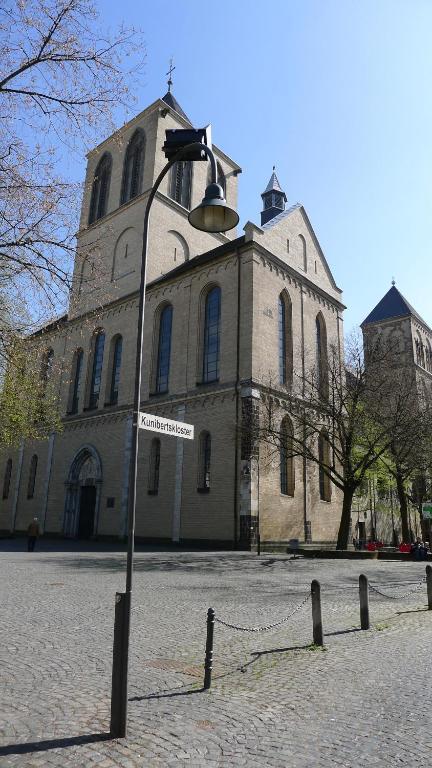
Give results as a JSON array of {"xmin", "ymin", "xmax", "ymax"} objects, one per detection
[{"xmin": 138, "ymin": 412, "xmax": 194, "ymax": 440}]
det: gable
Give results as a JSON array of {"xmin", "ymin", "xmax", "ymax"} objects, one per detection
[{"xmin": 244, "ymin": 205, "xmax": 342, "ymax": 301}]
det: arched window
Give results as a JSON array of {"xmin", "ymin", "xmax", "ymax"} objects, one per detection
[
  {"xmin": 27, "ymin": 454, "xmax": 38, "ymax": 499},
  {"xmin": 280, "ymin": 417, "xmax": 295, "ymax": 496},
  {"xmin": 40, "ymin": 348, "xmax": 54, "ymax": 386},
  {"xmin": 148, "ymin": 438, "xmax": 160, "ymax": 495},
  {"xmin": 202, "ymin": 286, "xmax": 221, "ymax": 383},
  {"xmin": 318, "ymin": 431, "xmax": 331, "ymax": 501},
  {"xmin": 70, "ymin": 349, "xmax": 84, "ymax": 414},
  {"xmin": 88, "ymin": 330, "xmax": 105, "ymax": 409},
  {"xmin": 108, "ymin": 336, "xmax": 123, "ymax": 405},
  {"xmin": 298, "ymin": 234, "xmax": 307, "ymax": 272},
  {"xmin": 278, "ymin": 291, "xmax": 293, "ymax": 386},
  {"xmin": 88, "ymin": 153, "xmax": 112, "ymax": 224},
  {"xmin": 198, "ymin": 431, "xmax": 211, "ymax": 491},
  {"xmin": 155, "ymin": 305, "xmax": 173, "ymax": 393},
  {"xmin": 427, "ymin": 341, "xmax": 432, "ymax": 373},
  {"xmin": 316, "ymin": 313, "xmax": 328, "ymax": 399},
  {"xmin": 416, "ymin": 334, "xmax": 425, "ymax": 368},
  {"xmin": 170, "ymin": 160, "xmax": 192, "ymax": 209},
  {"xmin": 2, "ymin": 459, "xmax": 12, "ymax": 500},
  {"xmin": 121, "ymin": 129, "xmax": 145, "ymax": 204}
]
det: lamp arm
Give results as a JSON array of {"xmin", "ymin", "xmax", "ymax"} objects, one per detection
[{"xmin": 145, "ymin": 142, "xmax": 217, "ymax": 228}]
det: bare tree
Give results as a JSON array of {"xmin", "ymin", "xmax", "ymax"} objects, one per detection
[
  {"xmin": 248, "ymin": 332, "xmax": 418, "ymax": 550},
  {"xmin": 0, "ymin": 0, "xmax": 145, "ymax": 441}
]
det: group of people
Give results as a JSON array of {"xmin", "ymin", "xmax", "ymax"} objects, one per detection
[
  {"xmin": 352, "ymin": 535, "xmax": 430, "ymax": 559},
  {"xmin": 410, "ymin": 538, "xmax": 429, "ymax": 560}
]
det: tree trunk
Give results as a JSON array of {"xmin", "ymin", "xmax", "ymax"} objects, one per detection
[
  {"xmin": 395, "ymin": 468, "xmax": 410, "ymax": 543},
  {"xmin": 336, "ymin": 486, "xmax": 355, "ymax": 550}
]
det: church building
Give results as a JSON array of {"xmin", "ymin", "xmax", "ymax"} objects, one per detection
[{"xmin": 0, "ymin": 88, "xmax": 345, "ymax": 548}]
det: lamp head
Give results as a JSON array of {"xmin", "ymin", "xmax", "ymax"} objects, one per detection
[{"xmin": 188, "ymin": 183, "xmax": 239, "ymax": 233}]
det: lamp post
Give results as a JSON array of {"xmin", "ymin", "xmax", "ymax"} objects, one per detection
[{"xmin": 110, "ymin": 134, "xmax": 239, "ymax": 738}]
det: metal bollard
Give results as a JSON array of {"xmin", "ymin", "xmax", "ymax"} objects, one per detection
[
  {"xmin": 257, "ymin": 534, "xmax": 261, "ymax": 557},
  {"xmin": 204, "ymin": 608, "xmax": 215, "ymax": 690},
  {"xmin": 110, "ymin": 591, "xmax": 130, "ymax": 738},
  {"xmin": 359, "ymin": 574, "xmax": 370, "ymax": 630},
  {"xmin": 426, "ymin": 565, "xmax": 432, "ymax": 610},
  {"xmin": 311, "ymin": 579, "xmax": 324, "ymax": 646}
]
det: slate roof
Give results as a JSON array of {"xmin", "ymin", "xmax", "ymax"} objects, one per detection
[
  {"xmin": 263, "ymin": 169, "xmax": 284, "ymax": 195},
  {"xmin": 362, "ymin": 285, "xmax": 429, "ymax": 329},
  {"xmin": 148, "ymin": 236, "xmax": 246, "ymax": 289},
  {"xmin": 261, "ymin": 203, "xmax": 302, "ymax": 229},
  {"xmin": 161, "ymin": 91, "xmax": 191, "ymax": 124}
]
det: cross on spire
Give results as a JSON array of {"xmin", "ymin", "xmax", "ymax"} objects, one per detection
[
  {"xmin": 166, "ymin": 58, "xmax": 175, "ymax": 93},
  {"xmin": 391, "ymin": 277, "xmax": 396, "ymax": 286}
]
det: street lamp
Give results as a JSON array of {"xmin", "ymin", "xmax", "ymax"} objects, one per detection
[{"xmin": 110, "ymin": 131, "xmax": 238, "ymax": 738}]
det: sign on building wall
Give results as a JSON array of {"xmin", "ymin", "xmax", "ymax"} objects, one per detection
[
  {"xmin": 138, "ymin": 412, "xmax": 194, "ymax": 440},
  {"xmin": 422, "ymin": 502, "xmax": 432, "ymax": 520}
]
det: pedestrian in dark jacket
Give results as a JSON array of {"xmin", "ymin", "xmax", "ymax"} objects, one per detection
[{"xmin": 27, "ymin": 518, "xmax": 40, "ymax": 552}]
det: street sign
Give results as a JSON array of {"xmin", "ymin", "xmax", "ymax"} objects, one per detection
[
  {"xmin": 422, "ymin": 502, "xmax": 432, "ymax": 520},
  {"xmin": 138, "ymin": 412, "xmax": 194, "ymax": 440}
]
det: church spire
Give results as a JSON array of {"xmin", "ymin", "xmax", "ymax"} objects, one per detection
[{"xmin": 260, "ymin": 166, "xmax": 287, "ymax": 226}]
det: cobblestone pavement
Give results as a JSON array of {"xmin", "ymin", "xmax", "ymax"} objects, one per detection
[{"xmin": 1, "ymin": 540, "xmax": 432, "ymax": 767}]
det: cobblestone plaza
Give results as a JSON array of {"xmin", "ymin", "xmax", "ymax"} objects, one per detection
[{"xmin": 1, "ymin": 541, "xmax": 431, "ymax": 767}]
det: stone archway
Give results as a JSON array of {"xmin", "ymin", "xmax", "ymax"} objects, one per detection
[{"xmin": 63, "ymin": 446, "xmax": 102, "ymax": 538}]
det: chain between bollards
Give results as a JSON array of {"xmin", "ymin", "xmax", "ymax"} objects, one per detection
[
  {"xmin": 204, "ymin": 607, "xmax": 215, "ymax": 690},
  {"xmin": 311, "ymin": 579, "xmax": 324, "ymax": 646},
  {"xmin": 359, "ymin": 574, "xmax": 370, "ymax": 630}
]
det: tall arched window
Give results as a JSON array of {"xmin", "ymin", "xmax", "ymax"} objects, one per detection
[
  {"xmin": 280, "ymin": 417, "xmax": 295, "ymax": 496},
  {"xmin": 416, "ymin": 334, "xmax": 425, "ymax": 368},
  {"xmin": 88, "ymin": 330, "xmax": 105, "ymax": 409},
  {"xmin": 2, "ymin": 459, "xmax": 12, "ymax": 500},
  {"xmin": 316, "ymin": 313, "xmax": 328, "ymax": 399},
  {"xmin": 198, "ymin": 431, "xmax": 211, "ymax": 491},
  {"xmin": 318, "ymin": 430, "xmax": 331, "ymax": 501},
  {"xmin": 148, "ymin": 438, "xmax": 160, "ymax": 495},
  {"xmin": 88, "ymin": 153, "xmax": 112, "ymax": 224},
  {"xmin": 108, "ymin": 336, "xmax": 123, "ymax": 405},
  {"xmin": 427, "ymin": 341, "xmax": 432, "ymax": 373},
  {"xmin": 170, "ymin": 160, "xmax": 192, "ymax": 209},
  {"xmin": 202, "ymin": 286, "xmax": 221, "ymax": 383},
  {"xmin": 155, "ymin": 305, "xmax": 173, "ymax": 393},
  {"xmin": 298, "ymin": 234, "xmax": 307, "ymax": 272},
  {"xmin": 279, "ymin": 291, "xmax": 293, "ymax": 387},
  {"xmin": 40, "ymin": 348, "xmax": 54, "ymax": 387},
  {"xmin": 27, "ymin": 454, "xmax": 38, "ymax": 499},
  {"xmin": 70, "ymin": 349, "xmax": 84, "ymax": 414},
  {"xmin": 121, "ymin": 129, "xmax": 145, "ymax": 204}
]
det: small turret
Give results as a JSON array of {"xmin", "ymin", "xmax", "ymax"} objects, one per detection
[{"xmin": 260, "ymin": 167, "xmax": 287, "ymax": 226}]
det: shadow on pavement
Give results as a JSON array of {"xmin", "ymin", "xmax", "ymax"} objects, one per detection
[
  {"xmin": 0, "ymin": 732, "xmax": 112, "ymax": 756},
  {"xmin": 324, "ymin": 627, "xmax": 362, "ymax": 637}
]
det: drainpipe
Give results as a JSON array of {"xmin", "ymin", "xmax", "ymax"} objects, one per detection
[
  {"xmin": 300, "ymin": 285, "xmax": 308, "ymax": 542},
  {"xmin": 233, "ymin": 246, "xmax": 241, "ymax": 547}
]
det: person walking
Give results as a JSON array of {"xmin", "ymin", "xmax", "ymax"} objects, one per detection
[{"xmin": 27, "ymin": 518, "xmax": 40, "ymax": 552}]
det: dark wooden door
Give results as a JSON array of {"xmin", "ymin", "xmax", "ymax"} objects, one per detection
[{"xmin": 78, "ymin": 485, "xmax": 96, "ymax": 539}]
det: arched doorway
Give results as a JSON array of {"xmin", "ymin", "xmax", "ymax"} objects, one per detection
[{"xmin": 63, "ymin": 446, "xmax": 102, "ymax": 538}]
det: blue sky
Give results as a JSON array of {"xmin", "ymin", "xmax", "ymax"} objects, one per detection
[{"xmin": 88, "ymin": 0, "xmax": 432, "ymax": 332}]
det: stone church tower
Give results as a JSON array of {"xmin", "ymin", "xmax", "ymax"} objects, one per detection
[
  {"xmin": 0, "ymin": 89, "xmax": 344, "ymax": 548},
  {"xmin": 362, "ymin": 283, "xmax": 432, "ymax": 399}
]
